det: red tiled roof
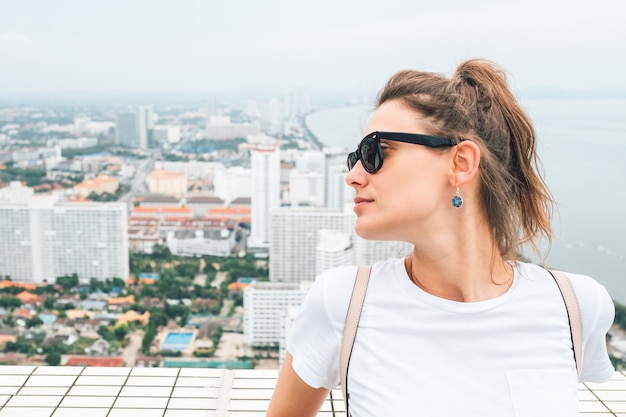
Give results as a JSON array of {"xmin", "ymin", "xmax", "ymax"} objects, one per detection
[{"xmin": 65, "ymin": 356, "xmax": 125, "ymax": 367}]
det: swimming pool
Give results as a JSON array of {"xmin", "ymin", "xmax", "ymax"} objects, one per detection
[
  {"xmin": 161, "ymin": 332, "xmax": 194, "ymax": 352},
  {"xmin": 164, "ymin": 359, "xmax": 254, "ymax": 369}
]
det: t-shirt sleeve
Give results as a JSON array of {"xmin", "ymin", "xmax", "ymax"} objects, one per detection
[
  {"xmin": 286, "ymin": 267, "xmax": 356, "ymax": 389},
  {"xmin": 570, "ymin": 273, "xmax": 616, "ymax": 382}
]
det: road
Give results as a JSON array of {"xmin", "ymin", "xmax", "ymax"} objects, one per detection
[
  {"xmin": 119, "ymin": 156, "xmax": 154, "ymax": 204},
  {"xmin": 122, "ymin": 329, "xmax": 144, "ymax": 367}
]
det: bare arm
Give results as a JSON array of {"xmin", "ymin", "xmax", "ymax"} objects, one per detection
[{"xmin": 266, "ymin": 352, "xmax": 330, "ymax": 417}]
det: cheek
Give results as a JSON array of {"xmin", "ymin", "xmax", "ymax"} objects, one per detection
[{"xmin": 384, "ymin": 161, "xmax": 449, "ymax": 208}]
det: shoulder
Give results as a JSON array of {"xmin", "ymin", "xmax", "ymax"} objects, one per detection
[
  {"xmin": 518, "ymin": 262, "xmax": 614, "ymax": 331},
  {"xmin": 310, "ymin": 258, "xmax": 403, "ymax": 322},
  {"xmin": 558, "ymin": 270, "xmax": 615, "ymax": 327}
]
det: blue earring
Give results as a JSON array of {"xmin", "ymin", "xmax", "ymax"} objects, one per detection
[{"xmin": 452, "ymin": 186, "xmax": 463, "ymax": 208}]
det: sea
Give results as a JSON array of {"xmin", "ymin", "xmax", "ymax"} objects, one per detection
[{"xmin": 305, "ymin": 98, "xmax": 626, "ymax": 305}]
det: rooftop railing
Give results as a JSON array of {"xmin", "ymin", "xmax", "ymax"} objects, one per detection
[{"xmin": 0, "ymin": 366, "xmax": 625, "ymax": 416}]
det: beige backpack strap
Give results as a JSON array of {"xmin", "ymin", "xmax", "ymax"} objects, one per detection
[
  {"xmin": 549, "ymin": 269, "xmax": 583, "ymax": 378},
  {"xmin": 340, "ymin": 265, "xmax": 371, "ymax": 417}
]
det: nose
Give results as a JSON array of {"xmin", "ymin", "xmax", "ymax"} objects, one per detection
[{"xmin": 345, "ymin": 159, "xmax": 366, "ymax": 188}]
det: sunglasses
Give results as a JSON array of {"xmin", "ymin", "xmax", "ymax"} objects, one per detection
[{"xmin": 347, "ymin": 131, "xmax": 457, "ymax": 174}]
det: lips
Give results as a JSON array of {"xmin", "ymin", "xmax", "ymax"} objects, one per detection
[{"xmin": 354, "ymin": 196, "xmax": 373, "ymax": 206}]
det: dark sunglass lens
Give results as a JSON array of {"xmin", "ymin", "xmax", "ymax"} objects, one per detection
[
  {"xmin": 360, "ymin": 138, "xmax": 380, "ymax": 173},
  {"xmin": 347, "ymin": 152, "xmax": 358, "ymax": 170}
]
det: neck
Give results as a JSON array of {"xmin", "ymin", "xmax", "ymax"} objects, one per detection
[{"xmin": 405, "ymin": 256, "xmax": 514, "ymax": 302}]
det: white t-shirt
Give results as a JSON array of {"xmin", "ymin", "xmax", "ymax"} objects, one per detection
[{"xmin": 287, "ymin": 258, "xmax": 615, "ymax": 417}]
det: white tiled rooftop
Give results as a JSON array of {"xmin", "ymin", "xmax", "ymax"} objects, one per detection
[
  {"xmin": 0, "ymin": 366, "xmax": 625, "ymax": 416},
  {"xmin": 0, "ymin": 366, "xmax": 343, "ymax": 416}
]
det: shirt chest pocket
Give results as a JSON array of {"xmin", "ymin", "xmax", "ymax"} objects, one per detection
[{"xmin": 506, "ymin": 367, "xmax": 579, "ymax": 417}]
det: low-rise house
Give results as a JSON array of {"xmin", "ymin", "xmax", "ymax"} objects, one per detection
[
  {"xmin": 44, "ymin": 328, "xmax": 79, "ymax": 346},
  {"xmin": 13, "ymin": 309, "xmax": 34, "ymax": 321},
  {"xmin": 117, "ymin": 310, "xmax": 150, "ymax": 326},
  {"xmin": 78, "ymin": 299, "xmax": 107, "ymax": 311},
  {"xmin": 64, "ymin": 356, "xmax": 124, "ymax": 367},
  {"xmin": 85, "ymin": 339, "xmax": 110, "ymax": 356},
  {"xmin": 135, "ymin": 353, "xmax": 162, "ymax": 367},
  {"xmin": 166, "ymin": 298, "xmax": 191, "ymax": 307},
  {"xmin": 194, "ymin": 338, "xmax": 213, "ymax": 354},
  {"xmin": 139, "ymin": 297, "xmax": 164, "ymax": 310},
  {"xmin": 0, "ymin": 328, "xmax": 18, "ymax": 347},
  {"xmin": 65, "ymin": 317, "xmax": 100, "ymax": 334},
  {"xmin": 73, "ymin": 174, "xmax": 119, "ymax": 198},
  {"xmin": 16, "ymin": 291, "xmax": 41, "ymax": 307},
  {"xmin": 64, "ymin": 310, "xmax": 95, "ymax": 320},
  {"xmin": 107, "ymin": 295, "xmax": 135, "ymax": 311}
]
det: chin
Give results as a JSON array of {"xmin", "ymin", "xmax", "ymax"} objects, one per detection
[{"xmin": 354, "ymin": 222, "xmax": 393, "ymax": 241}]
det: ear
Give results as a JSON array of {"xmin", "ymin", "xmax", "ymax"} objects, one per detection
[{"xmin": 450, "ymin": 140, "xmax": 481, "ymax": 187}]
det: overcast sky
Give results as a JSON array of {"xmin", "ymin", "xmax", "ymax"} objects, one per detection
[{"xmin": 1, "ymin": 0, "xmax": 625, "ymax": 100}]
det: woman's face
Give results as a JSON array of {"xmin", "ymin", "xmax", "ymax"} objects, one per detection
[{"xmin": 345, "ymin": 99, "xmax": 454, "ymax": 242}]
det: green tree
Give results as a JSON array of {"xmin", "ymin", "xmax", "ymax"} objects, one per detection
[
  {"xmin": 151, "ymin": 244, "xmax": 172, "ymax": 261},
  {"xmin": 45, "ymin": 352, "xmax": 61, "ymax": 366},
  {"xmin": 25, "ymin": 316, "xmax": 43, "ymax": 328},
  {"xmin": 0, "ymin": 296, "xmax": 21, "ymax": 309},
  {"xmin": 111, "ymin": 277, "xmax": 126, "ymax": 290},
  {"xmin": 97, "ymin": 325, "xmax": 115, "ymax": 342},
  {"xmin": 43, "ymin": 297, "xmax": 55, "ymax": 310},
  {"xmin": 114, "ymin": 322, "xmax": 129, "ymax": 340},
  {"xmin": 174, "ymin": 262, "xmax": 200, "ymax": 279},
  {"xmin": 56, "ymin": 274, "xmax": 79, "ymax": 292}
]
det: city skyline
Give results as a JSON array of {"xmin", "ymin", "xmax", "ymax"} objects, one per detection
[{"xmin": 1, "ymin": 0, "xmax": 625, "ymax": 101}]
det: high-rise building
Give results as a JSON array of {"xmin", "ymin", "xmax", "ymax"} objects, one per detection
[
  {"xmin": 115, "ymin": 111, "xmax": 138, "ymax": 147},
  {"xmin": 269, "ymin": 207, "xmax": 411, "ymax": 282},
  {"xmin": 115, "ymin": 106, "xmax": 154, "ymax": 149},
  {"xmin": 288, "ymin": 169, "xmax": 324, "ymax": 207},
  {"xmin": 0, "ymin": 199, "xmax": 129, "ymax": 284},
  {"xmin": 137, "ymin": 105, "xmax": 154, "ymax": 149},
  {"xmin": 324, "ymin": 148, "xmax": 351, "ymax": 210},
  {"xmin": 248, "ymin": 140, "xmax": 280, "ymax": 249},
  {"xmin": 243, "ymin": 281, "xmax": 312, "ymax": 347}
]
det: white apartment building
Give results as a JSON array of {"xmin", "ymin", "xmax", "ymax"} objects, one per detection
[
  {"xmin": 315, "ymin": 229, "xmax": 353, "ymax": 277},
  {"xmin": 324, "ymin": 149, "xmax": 352, "ymax": 210},
  {"xmin": 0, "ymin": 182, "xmax": 34, "ymax": 205},
  {"xmin": 242, "ymin": 281, "xmax": 312, "ymax": 347},
  {"xmin": 294, "ymin": 150, "xmax": 324, "ymax": 172},
  {"xmin": 0, "ymin": 199, "xmax": 129, "ymax": 284},
  {"xmin": 153, "ymin": 125, "xmax": 181, "ymax": 144},
  {"xmin": 166, "ymin": 229, "xmax": 235, "ymax": 257},
  {"xmin": 269, "ymin": 207, "xmax": 411, "ymax": 282},
  {"xmin": 278, "ymin": 306, "xmax": 300, "ymax": 369},
  {"xmin": 248, "ymin": 141, "xmax": 280, "ymax": 249},
  {"xmin": 205, "ymin": 116, "xmax": 260, "ymax": 140},
  {"xmin": 289, "ymin": 169, "xmax": 324, "ymax": 207},
  {"xmin": 213, "ymin": 166, "xmax": 251, "ymax": 204}
]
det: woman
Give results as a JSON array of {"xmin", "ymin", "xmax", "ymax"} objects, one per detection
[{"xmin": 266, "ymin": 59, "xmax": 614, "ymax": 416}]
